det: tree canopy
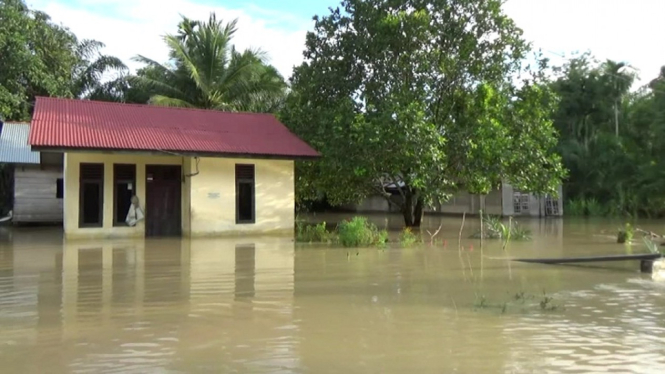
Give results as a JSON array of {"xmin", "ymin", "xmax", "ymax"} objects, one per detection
[
  {"xmin": 131, "ymin": 13, "xmax": 287, "ymax": 113},
  {"xmin": 552, "ymin": 53, "xmax": 665, "ymax": 217},
  {"xmin": 281, "ymin": 0, "xmax": 565, "ymax": 226},
  {"xmin": 0, "ymin": 0, "xmax": 127, "ymax": 121}
]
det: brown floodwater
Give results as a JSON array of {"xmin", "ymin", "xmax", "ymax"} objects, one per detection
[{"xmin": 0, "ymin": 215, "xmax": 664, "ymax": 373}]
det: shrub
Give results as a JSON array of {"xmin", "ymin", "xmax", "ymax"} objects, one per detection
[
  {"xmin": 398, "ymin": 227, "xmax": 419, "ymax": 247},
  {"xmin": 585, "ymin": 198, "xmax": 605, "ymax": 217},
  {"xmin": 338, "ymin": 216, "xmax": 385, "ymax": 247},
  {"xmin": 296, "ymin": 220, "xmax": 334, "ymax": 243},
  {"xmin": 565, "ymin": 198, "xmax": 586, "ymax": 216}
]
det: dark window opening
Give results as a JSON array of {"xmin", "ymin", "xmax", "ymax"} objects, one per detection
[
  {"xmin": 56, "ymin": 178, "xmax": 63, "ymax": 199},
  {"xmin": 114, "ymin": 164, "xmax": 136, "ymax": 226},
  {"xmin": 235, "ymin": 164, "xmax": 255, "ymax": 224},
  {"xmin": 79, "ymin": 163, "xmax": 104, "ymax": 227}
]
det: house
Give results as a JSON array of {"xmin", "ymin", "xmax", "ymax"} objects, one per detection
[
  {"xmin": 343, "ymin": 182, "xmax": 563, "ymax": 217},
  {"xmin": 0, "ymin": 122, "xmax": 64, "ymax": 223},
  {"xmin": 28, "ymin": 97, "xmax": 319, "ymax": 239}
]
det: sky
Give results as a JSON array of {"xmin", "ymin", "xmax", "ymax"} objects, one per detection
[{"xmin": 28, "ymin": 0, "xmax": 665, "ymax": 86}]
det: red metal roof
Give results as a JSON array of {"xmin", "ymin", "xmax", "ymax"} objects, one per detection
[{"xmin": 29, "ymin": 97, "xmax": 319, "ymax": 158}]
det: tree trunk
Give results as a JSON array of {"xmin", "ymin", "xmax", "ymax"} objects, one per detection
[
  {"xmin": 401, "ymin": 190, "xmax": 424, "ymax": 228},
  {"xmin": 402, "ymin": 190, "xmax": 415, "ymax": 227},
  {"xmin": 413, "ymin": 197, "xmax": 424, "ymax": 227}
]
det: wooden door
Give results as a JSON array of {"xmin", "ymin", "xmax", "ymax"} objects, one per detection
[{"xmin": 145, "ymin": 165, "xmax": 182, "ymax": 237}]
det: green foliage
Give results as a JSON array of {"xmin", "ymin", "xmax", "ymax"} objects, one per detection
[
  {"xmin": 398, "ymin": 227, "xmax": 419, "ymax": 247},
  {"xmin": 565, "ymin": 198, "xmax": 587, "ymax": 216},
  {"xmin": 337, "ymin": 217, "xmax": 386, "ymax": 247},
  {"xmin": 554, "ymin": 53, "xmax": 665, "ymax": 218},
  {"xmin": 472, "ymin": 214, "xmax": 531, "ymax": 241},
  {"xmin": 281, "ymin": 0, "xmax": 565, "ymax": 227},
  {"xmin": 642, "ymin": 236, "xmax": 663, "ymax": 256},
  {"xmin": 295, "ymin": 220, "xmax": 334, "ymax": 243},
  {"xmin": 131, "ymin": 13, "xmax": 286, "ymax": 112},
  {"xmin": 0, "ymin": 0, "xmax": 128, "ymax": 120}
]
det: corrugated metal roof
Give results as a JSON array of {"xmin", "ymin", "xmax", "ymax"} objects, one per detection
[
  {"xmin": 0, "ymin": 122, "xmax": 40, "ymax": 164},
  {"xmin": 29, "ymin": 97, "xmax": 320, "ymax": 159}
]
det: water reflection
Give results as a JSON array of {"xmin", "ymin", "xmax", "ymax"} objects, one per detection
[{"xmin": 0, "ymin": 217, "xmax": 663, "ymax": 373}]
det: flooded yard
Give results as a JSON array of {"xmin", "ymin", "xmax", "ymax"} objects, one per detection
[{"xmin": 0, "ymin": 215, "xmax": 664, "ymax": 373}]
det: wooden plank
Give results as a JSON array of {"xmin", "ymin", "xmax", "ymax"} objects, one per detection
[{"xmin": 514, "ymin": 253, "xmax": 662, "ymax": 264}]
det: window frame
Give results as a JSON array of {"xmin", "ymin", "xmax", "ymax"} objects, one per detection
[
  {"xmin": 79, "ymin": 163, "xmax": 104, "ymax": 228},
  {"xmin": 235, "ymin": 164, "xmax": 255, "ymax": 224},
  {"xmin": 113, "ymin": 164, "xmax": 137, "ymax": 227}
]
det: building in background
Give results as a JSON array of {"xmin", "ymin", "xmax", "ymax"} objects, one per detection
[
  {"xmin": 342, "ymin": 182, "xmax": 563, "ymax": 217},
  {"xmin": 0, "ymin": 122, "xmax": 63, "ymax": 224}
]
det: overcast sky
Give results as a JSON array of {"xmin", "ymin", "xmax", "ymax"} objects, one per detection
[{"xmin": 29, "ymin": 0, "xmax": 665, "ymax": 86}]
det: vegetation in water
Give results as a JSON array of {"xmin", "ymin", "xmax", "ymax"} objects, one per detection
[
  {"xmin": 280, "ymin": 0, "xmax": 565, "ymax": 228},
  {"xmin": 565, "ymin": 198, "xmax": 587, "ymax": 216},
  {"xmin": 617, "ymin": 222, "xmax": 634, "ymax": 244},
  {"xmin": 295, "ymin": 219, "xmax": 335, "ymax": 243},
  {"xmin": 473, "ymin": 291, "xmax": 564, "ymax": 314},
  {"xmin": 398, "ymin": 227, "xmax": 419, "ymax": 247},
  {"xmin": 337, "ymin": 217, "xmax": 388, "ymax": 247},
  {"xmin": 471, "ymin": 215, "xmax": 531, "ymax": 241},
  {"xmin": 642, "ymin": 236, "xmax": 664, "ymax": 256}
]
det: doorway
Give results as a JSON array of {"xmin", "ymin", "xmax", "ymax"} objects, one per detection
[{"xmin": 145, "ymin": 165, "xmax": 182, "ymax": 237}]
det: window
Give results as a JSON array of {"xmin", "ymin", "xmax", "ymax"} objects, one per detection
[
  {"xmin": 235, "ymin": 164, "xmax": 255, "ymax": 224},
  {"xmin": 114, "ymin": 164, "xmax": 136, "ymax": 226},
  {"xmin": 79, "ymin": 163, "xmax": 104, "ymax": 227},
  {"xmin": 56, "ymin": 178, "xmax": 63, "ymax": 199}
]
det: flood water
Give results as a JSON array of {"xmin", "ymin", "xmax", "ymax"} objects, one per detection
[{"xmin": 0, "ymin": 214, "xmax": 664, "ymax": 373}]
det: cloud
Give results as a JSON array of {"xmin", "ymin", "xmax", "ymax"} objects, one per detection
[
  {"xmin": 504, "ymin": 0, "xmax": 665, "ymax": 85},
  {"xmin": 31, "ymin": 0, "xmax": 313, "ymax": 80}
]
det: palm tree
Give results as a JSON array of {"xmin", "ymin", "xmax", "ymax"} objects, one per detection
[
  {"xmin": 131, "ymin": 13, "xmax": 287, "ymax": 113},
  {"xmin": 72, "ymin": 39, "xmax": 129, "ymax": 100}
]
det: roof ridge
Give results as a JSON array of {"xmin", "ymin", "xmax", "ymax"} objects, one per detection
[{"xmin": 35, "ymin": 96, "xmax": 278, "ymax": 117}]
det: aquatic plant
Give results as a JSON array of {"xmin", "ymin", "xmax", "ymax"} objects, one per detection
[
  {"xmin": 642, "ymin": 236, "xmax": 663, "ymax": 256},
  {"xmin": 565, "ymin": 198, "xmax": 586, "ymax": 216},
  {"xmin": 398, "ymin": 227, "xmax": 419, "ymax": 247},
  {"xmin": 338, "ymin": 216, "xmax": 386, "ymax": 247},
  {"xmin": 471, "ymin": 214, "xmax": 531, "ymax": 241},
  {"xmin": 585, "ymin": 198, "xmax": 605, "ymax": 217},
  {"xmin": 295, "ymin": 220, "xmax": 335, "ymax": 243},
  {"xmin": 617, "ymin": 222, "xmax": 634, "ymax": 244}
]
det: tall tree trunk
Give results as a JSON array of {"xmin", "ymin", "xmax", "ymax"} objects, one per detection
[
  {"xmin": 402, "ymin": 190, "xmax": 415, "ymax": 227},
  {"xmin": 413, "ymin": 197, "xmax": 424, "ymax": 227},
  {"xmin": 401, "ymin": 189, "xmax": 424, "ymax": 227}
]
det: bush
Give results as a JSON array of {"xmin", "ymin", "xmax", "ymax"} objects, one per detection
[
  {"xmin": 296, "ymin": 220, "xmax": 334, "ymax": 243},
  {"xmin": 338, "ymin": 217, "xmax": 386, "ymax": 247},
  {"xmin": 565, "ymin": 198, "xmax": 586, "ymax": 216},
  {"xmin": 471, "ymin": 214, "xmax": 531, "ymax": 241},
  {"xmin": 585, "ymin": 198, "xmax": 605, "ymax": 217},
  {"xmin": 398, "ymin": 227, "xmax": 419, "ymax": 247}
]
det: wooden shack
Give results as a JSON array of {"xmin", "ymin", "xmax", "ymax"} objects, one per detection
[{"xmin": 0, "ymin": 122, "xmax": 63, "ymax": 223}]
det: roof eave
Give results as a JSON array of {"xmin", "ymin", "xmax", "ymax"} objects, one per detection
[{"xmin": 29, "ymin": 146, "xmax": 321, "ymax": 161}]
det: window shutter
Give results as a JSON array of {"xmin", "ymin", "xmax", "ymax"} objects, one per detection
[
  {"xmin": 114, "ymin": 164, "xmax": 135, "ymax": 180},
  {"xmin": 80, "ymin": 163, "xmax": 104, "ymax": 180},
  {"xmin": 235, "ymin": 164, "xmax": 254, "ymax": 180}
]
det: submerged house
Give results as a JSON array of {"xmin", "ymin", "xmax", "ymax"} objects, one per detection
[
  {"xmin": 0, "ymin": 122, "xmax": 64, "ymax": 223},
  {"xmin": 28, "ymin": 97, "xmax": 319, "ymax": 239},
  {"xmin": 344, "ymin": 182, "xmax": 563, "ymax": 217}
]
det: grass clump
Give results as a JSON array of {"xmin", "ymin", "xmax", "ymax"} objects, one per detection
[
  {"xmin": 338, "ymin": 216, "xmax": 387, "ymax": 247},
  {"xmin": 296, "ymin": 220, "xmax": 334, "ymax": 243},
  {"xmin": 471, "ymin": 214, "xmax": 531, "ymax": 241},
  {"xmin": 398, "ymin": 227, "xmax": 419, "ymax": 247}
]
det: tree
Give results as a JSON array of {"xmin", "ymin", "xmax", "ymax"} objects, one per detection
[
  {"xmin": 281, "ymin": 0, "xmax": 565, "ymax": 226},
  {"xmin": 0, "ymin": 0, "xmax": 78, "ymax": 120},
  {"xmin": 131, "ymin": 13, "xmax": 287, "ymax": 113},
  {"xmin": 0, "ymin": 0, "xmax": 130, "ymax": 120},
  {"xmin": 72, "ymin": 39, "xmax": 128, "ymax": 100}
]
